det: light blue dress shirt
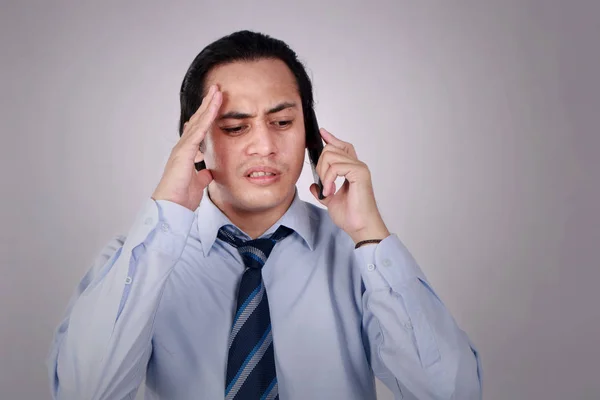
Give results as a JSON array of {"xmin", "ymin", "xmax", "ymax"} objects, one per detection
[{"xmin": 47, "ymin": 188, "xmax": 482, "ymax": 400}]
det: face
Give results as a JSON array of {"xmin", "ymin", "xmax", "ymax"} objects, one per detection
[{"xmin": 202, "ymin": 59, "xmax": 306, "ymax": 214}]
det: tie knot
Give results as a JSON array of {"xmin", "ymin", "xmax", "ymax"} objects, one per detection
[{"xmin": 217, "ymin": 225, "xmax": 294, "ymax": 270}]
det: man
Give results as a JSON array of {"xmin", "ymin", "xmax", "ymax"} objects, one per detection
[{"xmin": 47, "ymin": 30, "xmax": 482, "ymax": 400}]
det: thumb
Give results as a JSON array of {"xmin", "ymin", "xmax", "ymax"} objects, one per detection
[
  {"xmin": 309, "ymin": 183, "xmax": 333, "ymax": 207},
  {"xmin": 195, "ymin": 168, "xmax": 214, "ymax": 189}
]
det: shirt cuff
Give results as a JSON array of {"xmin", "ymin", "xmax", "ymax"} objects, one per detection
[
  {"xmin": 124, "ymin": 198, "xmax": 195, "ymax": 259},
  {"xmin": 355, "ymin": 234, "xmax": 427, "ymax": 292}
]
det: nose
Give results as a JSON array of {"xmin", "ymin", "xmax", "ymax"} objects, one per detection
[{"xmin": 246, "ymin": 122, "xmax": 277, "ymax": 157}]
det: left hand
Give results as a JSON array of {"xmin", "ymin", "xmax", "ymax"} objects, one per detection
[{"xmin": 309, "ymin": 128, "xmax": 390, "ymax": 244}]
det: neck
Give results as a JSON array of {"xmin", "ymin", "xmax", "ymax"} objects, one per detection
[{"xmin": 208, "ymin": 187, "xmax": 296, "ymax": 239}]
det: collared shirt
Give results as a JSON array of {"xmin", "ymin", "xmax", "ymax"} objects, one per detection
[{"xmin": 47, "ymin": 188, "xmax": 482, "ymax": 400}]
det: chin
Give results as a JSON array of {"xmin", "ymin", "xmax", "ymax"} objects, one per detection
[
  {"xmin": 238, "ymin": 189, "xmax": 288, "ymax": 211},
  {"xmin": 230, "ymin": 182, "xmax": 292, "ymax": 211}
]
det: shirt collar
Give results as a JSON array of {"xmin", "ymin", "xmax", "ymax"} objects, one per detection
[{"xmin": 196, "ymin": 187, "xmax": 316, "ymax": 256}]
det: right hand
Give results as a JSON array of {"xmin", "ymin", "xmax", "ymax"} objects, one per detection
[{"xmin": 152, "ymin": 84, "xmax": 222, "ymax": 211}]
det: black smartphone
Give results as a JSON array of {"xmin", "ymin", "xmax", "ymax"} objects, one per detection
[{"xmin": 306, "ymin": 109, "xmax": 325, "ymax": 200}]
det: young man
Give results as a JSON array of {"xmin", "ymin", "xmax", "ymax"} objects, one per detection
[{"xmin": 48, "ymin": 31, "xmax": 482, "ymax": 400}]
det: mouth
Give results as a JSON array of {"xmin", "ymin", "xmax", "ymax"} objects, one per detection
[{"xmin": 244, "ymin": 167, "xmax": 282, "ymax": 185}]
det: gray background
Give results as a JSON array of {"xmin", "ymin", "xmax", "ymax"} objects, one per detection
[{"xmin": 1, "ymin": 0, "xmax": 598, "ymax": 399}]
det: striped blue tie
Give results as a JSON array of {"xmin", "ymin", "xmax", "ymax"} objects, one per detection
[{"xmin": 217, "ymin": 225, "xmax": 294, "ymax": 400}]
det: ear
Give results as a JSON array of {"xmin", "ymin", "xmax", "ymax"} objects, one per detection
[{"xmin": 194, "ymin": 141, "xmax": 205, "ymax": 163}]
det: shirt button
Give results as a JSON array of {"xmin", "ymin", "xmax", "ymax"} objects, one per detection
[
  {"xmin": 144, "ymin": 217, "xmax": 154, "ymax": 225},
  {"xmin": 383, "ymin": 259, "xmax": 392, "ymax": 267},
  {"xmin": 124, "ymin": 276, "xmax": 132, "ymax": 285},
  {"xmin": 160, "ymin": 222, "xmax": 169, "ymax": 232},
  {"xmin": 367, "ymin": 263, "xmax": 376, "ymax": 271}
]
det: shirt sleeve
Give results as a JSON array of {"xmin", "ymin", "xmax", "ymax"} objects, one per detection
[
  {"xmin": 355, "ymin": 234, "xmax": 483, "ymax": 400},
  {"xmin": 47, "ymin": 198, "xmax": 195, "ymax": 400}
]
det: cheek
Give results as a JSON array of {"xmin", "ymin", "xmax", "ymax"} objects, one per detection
[
  {"xmin": 203, "ymin": 134, "xmax": 226, "ymax": 169},
  {"xmin": 212, "ymin": 145, "xmax": 235, "ymax": 170},
  {"xmin": 283, "ymin": 135, "xmax": 306, "ymax": 170}
]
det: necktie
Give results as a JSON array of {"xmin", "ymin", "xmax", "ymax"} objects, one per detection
[{"xmin": 217, "ymin": 225, "xmax": 294, "ymax": 400}]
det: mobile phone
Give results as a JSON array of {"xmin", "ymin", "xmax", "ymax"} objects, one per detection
[
  {"xmin": 306, "ymin": 109, "xmax": 325, "ymax": 200},
  {"xmin": 195, "ymin": 159, "xmax": 207, "ymax": 171}
]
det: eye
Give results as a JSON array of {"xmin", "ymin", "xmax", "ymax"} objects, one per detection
[
  {"xmin": 272, "ymin": 120, "xmax": 292, "ymax": 128},
  {"xmin": 222, "ymin": 125, "xmax": 248, "ymax": 135}
]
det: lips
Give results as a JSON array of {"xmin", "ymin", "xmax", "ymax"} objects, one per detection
[
  {"xmin": 248, "ymin": 171, "xmax": 276, "ymax": 178},
  {"xmin": 244, "ymin": 166, "xmax": 282, "ymax": 186},
  {"xmin": 244, "ymin": 166, "xmax": 282, "ymax": 177}
]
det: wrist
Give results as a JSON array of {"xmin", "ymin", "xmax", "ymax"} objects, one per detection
[
  {"xmin": 151, "ymin": 192, "xmax": 195, "ymax": 212},
  {"xmin": 355, "ymin": 239, "xmax": 384, "ymax": 249},
  {"xmin": 348, "ymin": 222, "xmax": 390, "ymax": 245}
]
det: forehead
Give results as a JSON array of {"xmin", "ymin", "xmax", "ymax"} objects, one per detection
[{"xmin": 205, "ymin": 59, "xmax": 300, "ymax": 110}]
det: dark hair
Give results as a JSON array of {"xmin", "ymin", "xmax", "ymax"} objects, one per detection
[{"xmin": 179, "ymin": 30, "xmax": 316, "ymax": 170}]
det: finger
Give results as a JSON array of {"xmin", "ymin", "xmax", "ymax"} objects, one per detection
[
  {"xmin": 316, "ymin": 148, "xmax": 356, "ymax": 186},
  {"xmin": 322, "ymin": 143, "xmax": 355, "ymax": 160},
  {"xmin": 188, "ymin": 84, "xmax": 217, "ymax": 124},
  {"xmin": 185, "ymin": 90, "xmax": 222, "ymax": 147},
  {"xmin": 321, "ymin": 162, "xmax": 360, "ymax": 196},
  {"xmin": 194, "ymin": 168, "xmax": 214, "ymax": 190},
  {"xmin": 180, "ymin": 85, "xmax": 218, "ymax": 143},
  {"xmin": 309, "ymin": 183, "xmax": 333, "ymax": 207},
  {"xmin": 315, "ymin": 145, "xmax": 346, "ymax": 180},
  {"xmin": 175, "ymin": 90, "xmax": 221, "ymax": 160},
  {"xmin": 322, "ymin": 163, "xmax": 354, "ymax": 197},
  {"xmin": 320, "ymin": 128, "xmax": 358, "ymax": 159},
  {"xmin": 182, "ymin": 86, "xmax": 218, "ymax": 138}
]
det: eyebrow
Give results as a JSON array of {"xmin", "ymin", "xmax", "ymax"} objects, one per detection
[{"xmin": 217, "ymin": 101, "xmax": 298, "ymax": 121}]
